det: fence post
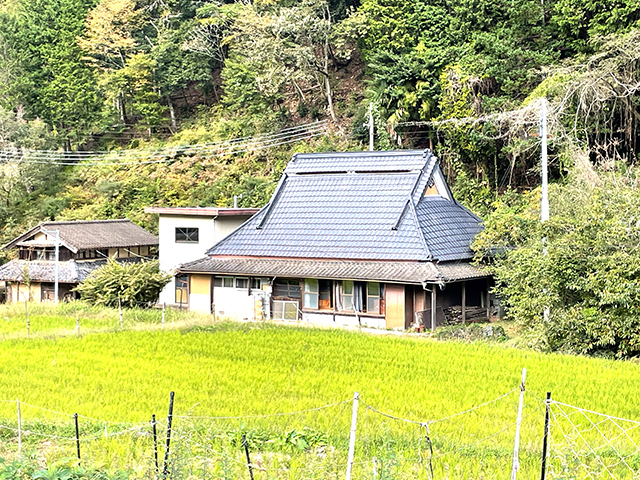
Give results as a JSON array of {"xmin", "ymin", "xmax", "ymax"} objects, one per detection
[
  {"xmin": 242, "ymin": 434, "xmax": 255, "ymax": 480},
  {"xmin": 162, "ymin": 392, "xmax": 175, "ymax": 477},
  {"xmin": 118, "ymin": 296, "xmax": 123, "ymax": 329},
  {"xmin": 17, "ymin": 399, "xmax": 21, "ymax": 459},
  {"xmin": 345, "ymin": 391, "xmax": 360, "ymax": 480},
  {"xmin": 372, "ymin": 457, "xmax": 378, "ymax": 479},
  {"xmin": 510, "ymin": 368, "xmax": 527, "ymax": 480},
  {"xmin": 540, "ymin": 391, "xmax": 552, "ymax": 480},
  {"xmin": 162, "ymin": 303, "xmax": 166, "ymax": 328},
  {"xmin": 74, "ymin": 413, "xmax": 81, "ymax": 460},
  {"xmin": 152, "ymin": 414, "xmax": 159, "ymax": 475}
]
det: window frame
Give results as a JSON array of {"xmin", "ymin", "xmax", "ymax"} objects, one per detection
[
  {"xmin": 303, "ymin": 279, "xmax": 319, "ymax": 310},
  {"xmin": 273, "ymin": 279, "xmax": 302, "ymax": 299},
  {"xmin": 175, "ymin": 275, "xmax": 189, "ymax": 305},
  {"xmin": 175, "ymin": 227, "xmax": 199, "ymax": 243},
  {"xmin": 342, "ymin": 280, "xmax": 354, "ymax": 312},
  {"xmin": 235, "ymin": 277, "xmax": 249, "ymax": 289},
  {"xmin": 366, "ymin": 282, "xmax": 381, "ymax": 314}
]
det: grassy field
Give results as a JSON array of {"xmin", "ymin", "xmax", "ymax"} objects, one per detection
[{"xmin": 0, "ymin": 303, "xmax": 639, "ymax": 479}]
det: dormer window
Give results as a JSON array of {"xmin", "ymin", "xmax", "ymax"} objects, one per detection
[{"xmin": 175, "ymin": 227, "xmax": 199, "ymax": 243}]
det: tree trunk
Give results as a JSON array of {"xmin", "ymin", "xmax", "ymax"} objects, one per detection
[
  {"xmin": 167, "ymin": 95, "xmax": 177, "ymax": 133},
  {"xmin": 118, "ymin": 92, "xmax": 128, "ymax": 125}
]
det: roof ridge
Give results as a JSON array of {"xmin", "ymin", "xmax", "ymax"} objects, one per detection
[
  {"xmin": 293, "ymin": 149, "xmax": 428, "ymax": 159},
  {"xmin": 408, "ymin": 199, "xmax": 433, "ymax": 261},
  {"xmin": 41, "ymin": 219, "xmax": 130, "ymax": 226}
]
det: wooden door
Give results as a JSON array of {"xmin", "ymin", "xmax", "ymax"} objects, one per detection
[{"xmin": 385, "ymin": 284, "xmax": 405, "ymax": 329}]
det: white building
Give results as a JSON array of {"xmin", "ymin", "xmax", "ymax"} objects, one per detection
[{"xmin": 144, "ymin": 207, "xmax": 259, "ymax": 310}]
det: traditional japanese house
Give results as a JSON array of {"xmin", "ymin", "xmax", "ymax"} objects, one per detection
[
  {"xmin": 0, "ymin": 219, "xmax": 158, "ymax": 303},
  {"xmin": 178, "ymin": 149, "xmax": 492, "ymax": 330}
]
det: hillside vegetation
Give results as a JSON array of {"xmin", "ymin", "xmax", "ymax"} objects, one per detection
[{"xmin": 0, "ymin": 0, "xmax": 639, "ymax": 237}]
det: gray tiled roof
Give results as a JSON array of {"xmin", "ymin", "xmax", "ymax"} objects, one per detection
[
  {"xmin": 415, "ymin": 197, "xmax": 483, "ymax": 261},
  {"xmin": 179, "ymin": 257, "xmax": 488, "ymax": 283},
  {"xmin": 0, "ymin": 258, "xmax": 143, "ymax": 283},
  {"xmin": 205, "ymin": 149, "xmax": 482, "ymax": 263},
  {"xmin": 3, "ymin": 219, "xmax": 158, "ymax": 253}
]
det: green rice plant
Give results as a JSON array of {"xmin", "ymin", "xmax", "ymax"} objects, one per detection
[{"xmin": 0, "ymin": 320, "xmax": 637, "ymax": 478}]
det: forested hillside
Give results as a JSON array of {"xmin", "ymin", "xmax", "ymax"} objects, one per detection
[{"xmin": 1, "ymin": 1, "xmax": 640, "ymax": 257}]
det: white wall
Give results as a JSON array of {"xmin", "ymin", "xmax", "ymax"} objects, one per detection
[
  {"xmin": 212, "ymin": 286, "xmax": 262, "ymax": 320},
  {"xmin": 189, "ymin": 292, "xmax": 212, "ymax": 313},
  {"xmin": 157, "ymin": 214, "xmax": 250, "ymax": 306}
]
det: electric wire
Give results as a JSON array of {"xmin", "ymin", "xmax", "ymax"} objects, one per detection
[{"xmin": 0, "ymin": 121, "xmax": 330, "ymax": 166}]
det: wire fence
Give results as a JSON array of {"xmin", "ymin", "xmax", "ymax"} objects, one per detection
[{"xmin": 1, "ymin": 379, "xmax": 636, "ymax": 480}]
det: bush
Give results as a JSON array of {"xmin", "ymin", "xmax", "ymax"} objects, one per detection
[
  {"xmin": 75, "ymin": 258, "xmax": 171, "ymax": 308},
  {"xmin": 474, "ymin": 169, "xmax": 640, "ymax": 358},
  {"xmin": 435, "ymin": 324, "xmax": 507, "ymax": 343}
]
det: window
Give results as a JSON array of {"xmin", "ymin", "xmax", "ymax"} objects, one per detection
[
  {"xmin": 367, "ymin": 282, "xmax": 380, "ymax": 314},
  {"xmin": 235, "ymin": 278, "xmax": 248, "ymax": 289},
  {"xmin": 175, "ymin": 275, "xmax": 188, "ymax": 305},
  {"xmin": 319, "ymin": 280, "xmax": 332, "ymax": 310},
  {"xmin": 342, "ymin": 280, "xmax": 354, "ymax": 311},
  {"xmin": 273, "ymin": 279, "xmax": 301, "ymax": 298},
  {"xmin": 223, "ymin": 277, "xmax": 234, "ymax": 288},
  {"xmin": 272, "ymin": 300, "xmax": 298, "ymax": 320},
  {"xmin": 251, "ymin": 278, "xmax": 263, "ymax": 289},
  {"xmin": 213, "ymin": 277, "xmax": 222, "ymax": 287},
  {"xmin": 303, "ymin": 279, "xmax": 319, "ymax": 309},
  {"xmin": 175, "ymin": 227, "xmax": 199, "ymax": 243}
]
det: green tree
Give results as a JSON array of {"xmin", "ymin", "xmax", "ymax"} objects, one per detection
[
  {"xmin": 2, "ymin": 0, "xmax": 101, "ymax": 147},
  {"xmin": 474, "ymin": 169, "xmax": 640, "ymax": 358},
  {"xmin": 75, "ymin": 258, "xmax": 171, "ymax": 307}
]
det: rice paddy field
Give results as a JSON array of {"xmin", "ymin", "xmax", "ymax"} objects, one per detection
[{"xmin": 0, "ymin": 302, "xmax": 639, "ymax": 479}]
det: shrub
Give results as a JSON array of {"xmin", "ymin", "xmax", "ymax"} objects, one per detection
[
  {"xmin": 75, "ymin": 258, "xmax": 171, "ymax": 308},
  {"xmin": 474, "ymin": 170, "xmax": 640, "ymax": 358},
  {"xmin": 435, "ymin": 324, "xmax": 507, "ymax": 343}
]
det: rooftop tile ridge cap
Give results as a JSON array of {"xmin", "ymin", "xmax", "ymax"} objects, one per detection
[
  {"xmin": 41, "ymin": 218, "xmax": 131, "ymax": 226},
  {"xmin": 292, "ymin": 148, "xmax": 429, "ymax": 159},
  {"xmin": 408, "ymin": 200, "xmax": 434, "ymax": 261}
]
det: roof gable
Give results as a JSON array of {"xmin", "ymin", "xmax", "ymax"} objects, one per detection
[
  {"xmin": 3, "ymin": 219, "xmax": 158, "ymax": 253},
  {"xmin": 206, "ymin": 150, "xmax": 482, "ymax": 262}
]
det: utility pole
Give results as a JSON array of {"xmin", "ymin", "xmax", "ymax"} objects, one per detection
[
  {"xmin": 41, "ymin": 226, "xmax": 60, "ymax": 305},
  {"xmin": 54, "ymin": 229, "xmax": 59, "ymax": 305}
]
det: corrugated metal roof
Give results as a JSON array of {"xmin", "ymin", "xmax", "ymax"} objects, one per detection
[
  {"xmin": 144, "ymin": 207, "xmax": 260, "ymax": 217},
  {"xmin": 179, "ymin": 257, "xmax": 488, "ymax": 283},
  {"xmin": 3, "ymin": 219, "xmax": 158, "ymax": 253},
  {"xmin": 205, "ymin": 149, "xmax": 483, "ymax": 262},
  {"xmin": 0, "ymin": 258, "xmax": 143, "ymax": 283}
]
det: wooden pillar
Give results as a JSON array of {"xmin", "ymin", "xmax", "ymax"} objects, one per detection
[
  {"xmin": 486, "ymin": 278, "xmax": 491, "ymax": 320},
  {"xmin": 431, "ymin": 284, "xmax": 437, "ymax": 331},
  {"xmin": 462, "ymin": 281, "xmax": 466, "ymax": 324}
]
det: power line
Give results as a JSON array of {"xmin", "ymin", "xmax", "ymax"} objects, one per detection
[{"xmin": 0, "ymin": 121, "xmax": 330, "ymax": 166}]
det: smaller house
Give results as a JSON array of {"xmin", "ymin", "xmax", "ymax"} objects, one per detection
[
  {"xmin": 0, "ymin": 219, "xmax": 158, "ymax": 303},
  {"xmin": 144, "ymin": 207, "xmax": 259, "ymax": 309}
]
